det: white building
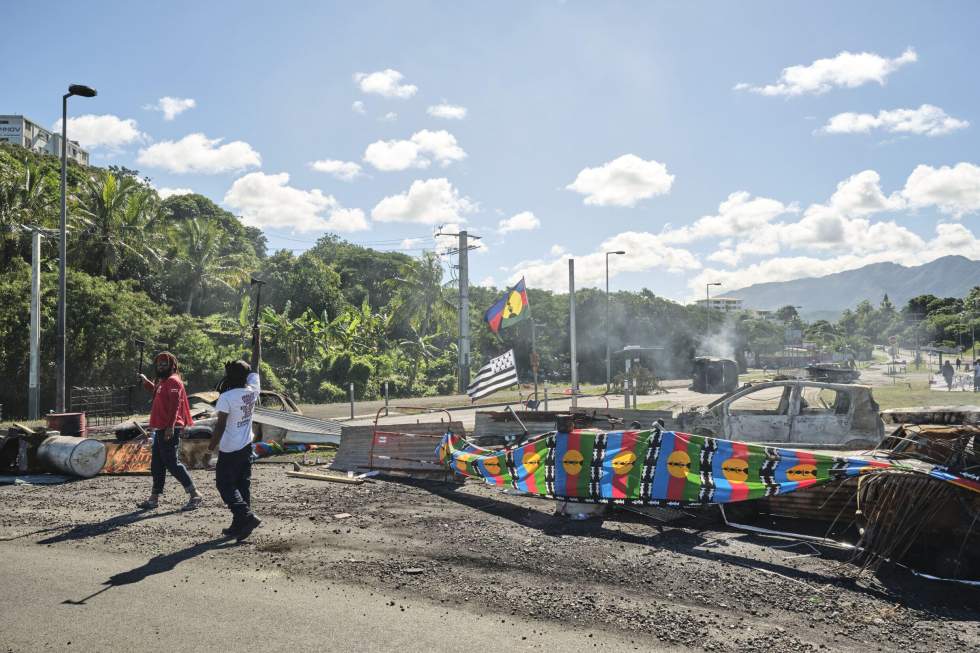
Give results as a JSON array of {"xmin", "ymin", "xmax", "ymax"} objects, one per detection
[
  {"xmin": 695, "ymin": 297, "xmax": 743, "ymax": 312},
  {"xmin": 0, "ymin": 115, "xmax": 90, "ymax": 165}
]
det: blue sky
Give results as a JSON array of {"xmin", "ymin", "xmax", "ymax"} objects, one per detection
[{"xmin": 4, "ymin": 1, "xmax": 979, "ymax": 303}]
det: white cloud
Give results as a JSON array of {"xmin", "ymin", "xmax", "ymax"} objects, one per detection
[
  {"xmin": 363, "ymin": 130, "xmax": 466, "ymax": 171},
  {"xmin": 223, "ymin": 172, "xmax": 368, "ymax": 233},
  {"xmin": 658, "ymin": 192, "xmax": 797, "ymax": 245},
  {"xmin": 823, "ymin": 104, "xmax": 968, "ymax": 137},
  {"xmin": 566, "ymin": 154, "xmax": 674, "ymax": 207},
  {"xmin": 137, "ymin": 133, "xmax": 261, "ymax": 174},
  {"xmin": 353, "ymin": 69, "xmax": 418, "ymax": 98},
  {"xmin": 372, "ymin": 178, "xmax": 476, "ymax": 224},
  {"xmin": 478, "ymin": 276, "xmax": 497, "ymax": 288},
  {"xmin": 146, "ymin": 97, "xmax": 196, "ymax": 121},
  {"xmin": 901, "ymin": 163, "xmax": 980, "ymax": 218},
  {"xmin": 310, "ymin": 159, "xmax": 362, "ymax": 182},
  {"xmin": 52, "ymin": 114, "xmax": 144, "ymax": 150},
  {"xmin": 380, "ymin": 112, "xmax": 398, "ymax": 122},
  {"xmin": 157, "ymin": 187, "xmax": 193, "ymax": 199},
  {"xmin": 550, "ymin": 244, "xmax": 566, "ymax": 256},
  {"xmin": 512, "ymin": 231, "xmax": 701, "ymax": 293},
  {"xmin": 352, "ymin": 100, "xmax": 366, "ymax": 114},
  {"xmin": 736, "ymin": 47, "xmax": 917, "ymax": 96},
  {"xmin": 400, "ymin": 237, "xmax": 424, "ymax": 249},
  {"xmin": 498, "ymin": 211, "xmax": 540, "ymax": 234},
  {"xmin": 431, "ymin": 222, "xmax": 488, "ymax": 255},
  {"xmin": 427, "ymin": 103, "xmax": 467, "ymax": 120}
]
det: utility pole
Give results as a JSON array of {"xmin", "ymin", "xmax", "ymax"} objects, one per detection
[
  {"xmin": 458, "ymin": 230, "xmax": 470, "ymax": 393},
  {"xmin": 569, "ymin": 258, "xmax": 578, "ymax": 408},
  {"xmin": 29, "ymin": 228, "xmax": 43, "ymax": 418},
  {"xmin": 605, "ymin": 250, "xmax": 625, "ymax": 392},
  {"xmin": 436, "ymin": 227, "xmax": 480, "ymax": 394}
]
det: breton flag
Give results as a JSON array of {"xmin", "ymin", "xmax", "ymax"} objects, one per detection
[{"xmin": 466, "ymin": 349, "xmax": 519, "ymax": 401}]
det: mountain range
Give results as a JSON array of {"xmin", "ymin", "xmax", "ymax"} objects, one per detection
[{"xmin": 721, "ymin": 255, "xmax": 980, "ymax": 319}]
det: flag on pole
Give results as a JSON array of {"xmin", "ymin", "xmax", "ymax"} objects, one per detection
[
  {"xmin": 466, "ymin": 350, "xmax": 519, "ymax": 400},
  {"xmin": 484, "ymin": 278, "xmax": 530, "ymax": 334}
]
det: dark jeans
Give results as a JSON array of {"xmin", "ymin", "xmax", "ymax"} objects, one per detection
[
  {"xmin": 151, "ymin": 428, "xmax": 195, "ymax": 494},
  {"xmin": 216, "ymin": 444, "xmax": 254, "ymax": 523}
]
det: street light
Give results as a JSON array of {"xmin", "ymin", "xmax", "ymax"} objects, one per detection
[
  {"xmin": 605, "ymin": 250, "xmax": 626, "ymax": 392},
  {"xmin": 705, "ymin": 282, "xmax": 721, "ymax": 338},
  {"xmin": 57, "ymin": 83, "xmax": 97, "ymax": 412}
]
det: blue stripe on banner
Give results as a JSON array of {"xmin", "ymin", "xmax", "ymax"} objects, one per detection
[
  {"xmin": 650, "ymin": 431, "xmax": 675, "ymax": 501},
  {"xmin": 773, "ymin": 449, "xmax": 799, "ymax": 494},
  {"xmin": 513, "ymin": 446, "xmax": 529, "ymax": 493},
  {"xmin": 711, "ymin": 439, "xmax": 734, "ymax": 504},
  {"xmin": 599, "ymin": 432, "xmax": 622, "ymax": 498},
  {"xmin": 553, "ymin": 433, "xmax": 569, "ymax": 495}
]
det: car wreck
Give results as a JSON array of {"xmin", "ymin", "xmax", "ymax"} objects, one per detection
[{"xmin": 678, "ymin": 380, "xmax": 883, "ymax": 449}]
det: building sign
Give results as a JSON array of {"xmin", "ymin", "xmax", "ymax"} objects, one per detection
[{"xmin": 0, "ymin": 122, "xmax": 23, "ymax": 143}]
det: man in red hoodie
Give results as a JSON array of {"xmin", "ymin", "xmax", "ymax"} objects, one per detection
[{"xmin": 137, "ymin": 351, "xmax": 203, "ymax": 510}]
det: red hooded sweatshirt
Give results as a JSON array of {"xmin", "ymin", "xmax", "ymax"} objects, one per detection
[{"xmin": 143, "ymin": 352, "xmax": 194, "ymax": 430}]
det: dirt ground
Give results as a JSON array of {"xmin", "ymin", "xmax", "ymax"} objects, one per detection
[{"xmin": 2, "ymin": 464, "xmax": 978, "ymax": 652}]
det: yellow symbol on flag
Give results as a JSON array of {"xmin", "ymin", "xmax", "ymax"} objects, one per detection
[{"xmin": 501, "ymin": 290, "xmax": 524, "ymax": 319}]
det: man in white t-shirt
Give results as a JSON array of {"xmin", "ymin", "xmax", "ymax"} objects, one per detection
[{"xmin": 208, "ymin": 326, "xmax": 262, "ymax": 540}]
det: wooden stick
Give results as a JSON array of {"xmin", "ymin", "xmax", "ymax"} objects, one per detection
[
  {"xmin": 12, "ymin": 422, "xmax": 36, "ymax": 435},
  {"xmin": 285, "ymin": 470, "xmax": 364, "ymax": 484}
]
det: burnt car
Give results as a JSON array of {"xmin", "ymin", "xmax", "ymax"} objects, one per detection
[{"xmin": 679, "ymin": 380, "xmax": 883, "ymax": 449}]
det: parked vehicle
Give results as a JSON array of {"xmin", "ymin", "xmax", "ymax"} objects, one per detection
[{"xmin": 679, "ymin": 380, "xmax": 883, "ymax": 449}]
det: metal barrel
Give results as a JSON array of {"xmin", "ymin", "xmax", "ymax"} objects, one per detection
[{"xmin": 37, "ymin": 435, "xmax": 106, "ymax": 478}]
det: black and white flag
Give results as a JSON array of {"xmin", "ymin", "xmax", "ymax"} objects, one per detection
[{"xmin": 466, "ymin": 349, "xmax": 519, "ymax": 401}]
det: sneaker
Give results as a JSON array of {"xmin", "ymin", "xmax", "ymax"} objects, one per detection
[
  {"xmin": 181, "ymin": 495, "xmax": 203, "ymax": 512},
  {"xmin": 235, "ymin": 515, "xmax": 262, "ymax": 542},
  {"xmin": 137, "ymin": 497, "xmax": 159, "ymax": 510}
]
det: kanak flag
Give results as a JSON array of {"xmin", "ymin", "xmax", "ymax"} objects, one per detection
[{"xmin": 484, "ymin": 278, "xmax": 529, "ymax": 333}]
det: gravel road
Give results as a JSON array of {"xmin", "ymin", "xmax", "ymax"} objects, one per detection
[{"xmin": 2, "ymin": 464, "xmax": 978, "ymax": 652}]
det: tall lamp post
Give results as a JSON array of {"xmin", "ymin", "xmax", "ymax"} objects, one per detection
[
  {"xmin": 705, "ymin": 282, "xmax": 721, "ymax": 339},
  {"xmin": 605, "ymin": 250, "xmax": 626, "ymax": 392},
  {"xmin": 57, "ymin": 83, "xmax": 97, "ymax": 412}
]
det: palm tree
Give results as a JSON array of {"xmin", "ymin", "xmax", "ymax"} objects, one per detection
[
  {"xmin": 385, "ymin": 252, "xmax": 455, "ymax": 390},
  {"xmin": 0, "ymin": 162, "xmax": 55, "ymax": 264},
  {"xmin": 75, "ymin": 172, "xmax": 161, "ymax": 278},
  {"xmin": 169, "ymin": 217, "xmax": 249, "ymax": 314}
]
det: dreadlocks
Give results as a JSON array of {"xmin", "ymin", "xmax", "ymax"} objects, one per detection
[
  {"xmin": 154, "ymin": 352, "xmax": 180, "ymax": 380},
  {"xmin": 216, "ymin": 359, "xmax": 251, "ymax": 394}
]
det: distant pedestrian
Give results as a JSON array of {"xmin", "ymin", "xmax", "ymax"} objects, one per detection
[
  {"xmin": 207, "ymin": 326, "xmax": 262, "ymax": 541},
  {"xmin": 974, "ymin": 361, "xmax": 980, "ymax": 392},
  {"xmin": 137, "ymin": 352, "xmax": 203, "ymax": 510},
  {"xmin": 956, "ymin": 357, "xmax": 962, "ymax": 371},
  {"xmin": 942, "ymin": 360, "xmax": 955, "ymax": 391}
]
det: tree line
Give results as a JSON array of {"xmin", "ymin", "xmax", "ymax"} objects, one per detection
[{"xmin": 1, "ymin": 142, "xmax": 977, "ymax": 418}]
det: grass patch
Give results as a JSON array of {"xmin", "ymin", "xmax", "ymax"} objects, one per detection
[
  {"xmin": 635, "ymin": 400, "xmax": 675, "ymax": 411},
  {"xmin": 871, "ymin": 379, "xmax": 979, "ymax": 410}
]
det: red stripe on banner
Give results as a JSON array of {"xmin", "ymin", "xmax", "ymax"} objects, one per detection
[
  {"xmin": 523, "ymin": 443, "xmax": 540, "ymax": 495},
  {"xmin": 612, "ymin": 430, "xmax": 638, "ymax": 499},
  {"xmin": 666, "ymin": 432, "xmax": 689, "ymax": 501},
  {"xmin": 729, "ymin": 441, "xmax": 749, "ymax": 502},
  {"xmin": 518, "ymin": 288, "xmax": 528, "ymax": 308}
]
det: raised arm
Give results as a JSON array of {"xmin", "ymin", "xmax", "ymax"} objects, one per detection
[{"xmin": 250, "ymin": 325, "xmax": 261, "ymax": 373}]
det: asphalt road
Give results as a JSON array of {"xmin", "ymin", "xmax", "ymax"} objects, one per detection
[{"xmin": 0, "ymin": 539, "xmax": 656, "ymax": 653}]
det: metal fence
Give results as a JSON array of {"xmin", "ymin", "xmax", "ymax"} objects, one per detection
[{"xmin": 69, "ymin": 386, "xmax": 138, "ymax": 428}]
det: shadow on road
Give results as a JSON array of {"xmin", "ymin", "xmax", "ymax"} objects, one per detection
[
  {"xmin": 62, "ymin": 537, "xmax": 238, "ymax": 605},
  {"xmin": 37, "ymin": 509, "xmax": 180, "ymax": 545}
]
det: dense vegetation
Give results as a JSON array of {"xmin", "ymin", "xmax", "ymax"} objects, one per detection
[{"xmin": 0, "ymin": 143, "xmax": 977, "ymax": 418}]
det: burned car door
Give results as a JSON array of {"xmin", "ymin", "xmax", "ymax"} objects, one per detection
[
  {"xmin": 722, "ymin": 383, "xmax": 796, "ymax": 443},
  {"xmin": 789, "ymin": 384, "xmax": 852, "ymax": 445}
]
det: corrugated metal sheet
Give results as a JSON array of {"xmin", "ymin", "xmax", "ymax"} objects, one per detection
[
  {"xmin": 253, "ymin": 408, "xmax": 343, "ymax": 436},
  {"xmin": 330, "ymin": 421, "xmax": 465, "ymax": 477}
]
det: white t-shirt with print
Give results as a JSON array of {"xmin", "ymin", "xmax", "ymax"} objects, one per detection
[{"xmin": 215, "ymin": 372, "xmax": 260, "ymax": 453}]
